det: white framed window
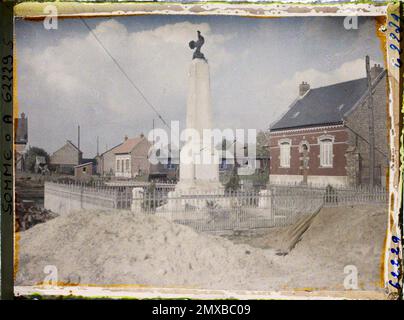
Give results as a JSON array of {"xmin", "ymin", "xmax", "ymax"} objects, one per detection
[
  {"xmin": 318, "ymin": 135, "xmax": 334, "ymax": 168},
  {"xmin": 279, "ymin": 139, "xmax": 291, "ymax": 168},
  {"xmin": 116, "ymin": 157, "xmax": 130, "ymax": 174}
]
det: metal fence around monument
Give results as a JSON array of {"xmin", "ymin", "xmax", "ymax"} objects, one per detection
[
  {"xmin": 45, "ymin": 181, "xmax": 388, "ymax": 232},
  {"xmin": 134, "ymin": 184, "xmax": 387, "ymax": 232}
]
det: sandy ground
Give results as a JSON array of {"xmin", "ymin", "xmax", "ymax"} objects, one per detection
[{"xmin": 16, "ymin": 205, "xmax": 387, "ymax": 292}]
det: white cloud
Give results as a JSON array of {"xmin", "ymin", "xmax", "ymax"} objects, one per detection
[
  {"xmin": 16, "ymin": 17, "xmax": 383, "ymax": 157},
  {"xmin": 18, "ymin": 19, "xmax": 235, "ymax": 156}
]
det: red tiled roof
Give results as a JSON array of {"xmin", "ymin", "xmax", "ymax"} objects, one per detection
[{"xmin": 113, "ymin": 137, "xmax": 144, "ymax": 154}]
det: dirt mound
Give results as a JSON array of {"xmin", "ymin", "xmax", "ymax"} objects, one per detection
[
  {"xmin": 16, "ymin": 210, "xmax": 285, "ymax": 289},
  {"xmin": 225, "ymin": 205, "xmax": 387, "ymax": 291},
  {"xmin": 282, "ymin": 205, "xmax": 387, "ymax": 290},
  {"xmin": 16, "ymin": 205, "xmax": 387, "ymax": 291}
]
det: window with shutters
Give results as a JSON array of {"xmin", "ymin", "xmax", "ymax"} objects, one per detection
[
  {"xmin": 318, "ymin": 136, "xmax": 334, "ymax": 167},
  {"xmin": 279, "ymin": 139, "xmax": 291, "ymax": 168}
]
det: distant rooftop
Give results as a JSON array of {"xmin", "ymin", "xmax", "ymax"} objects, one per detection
[
  {"xmin": 113, "ymin": 136, "xmax": 145, "ymax": 154},
  {"xmin": 66, "ymin": 140, "xmax": 82, "ymax": 152}
]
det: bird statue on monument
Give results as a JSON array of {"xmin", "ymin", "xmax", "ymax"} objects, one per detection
[{"xmin": 189, "ymin": 30, "xmax": 206, "ymax": 61}]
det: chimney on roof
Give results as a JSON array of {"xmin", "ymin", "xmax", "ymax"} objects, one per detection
[
  {"xmin": 299, "ymin": 81, "xmax": 310, "ymax": 97},
  {"xmin": 370, "ymin": 63, "xmax": 383, "ymax": 80},
  {"xmin": 124, "ymin": 135, "xmax": 128, "ymax": 141}
]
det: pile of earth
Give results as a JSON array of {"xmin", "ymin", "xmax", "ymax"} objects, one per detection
[
  {"xmin": 16, "ymin": 205, "xmax": 387, "ymax": 291},
  {"xmin": 16, "ymin": 210, "xmax": 286, "ymax": 290}
]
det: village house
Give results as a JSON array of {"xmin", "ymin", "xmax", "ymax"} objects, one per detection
[
  {"xmin": 269, "ymin": 63, "xmax": 388, "ymax": 187},
  {"xmin": 96, "ymin": 142, "xmax": 123, "ymax": 176},
  {"xmin": 97, "ymin": 134, "xmax": 170, "ymax": 180},
  {"xmin": 113, "ymin": 134, "xmax": 152, "ymax": 179},
  {"xmin": 49, "ymin": 140, "xmax": 82, "ymax": 174}
]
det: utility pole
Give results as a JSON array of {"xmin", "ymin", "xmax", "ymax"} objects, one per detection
[
  {"xmin": 152, "ymin": 118, "xmax": 155, "ymax": 144},
  {"xmin": 96, "ymin": 136, "xmax": 99, "ymax": 156},
  {"xmin": 233, "ymin": 138, "xmax": 237, "ymax": 175},
  {"xmin": 78, "ymin": 124, "xmax": 81, "ymax": 150},
  {"xmin": 230, "ymin": 138, "xmax": 239, "ymax": 191},
  {"xmin": 365, "ymin": 55, "xmax": 375, "ymax": 188},
  {"xmin": 77, "ymin": 124, "xmax": 81, "ymax": 164}
]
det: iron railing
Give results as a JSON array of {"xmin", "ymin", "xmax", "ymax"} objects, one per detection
[{"xmin": 45, "ymin": 181, "xmax": 388, "ymax": 232}]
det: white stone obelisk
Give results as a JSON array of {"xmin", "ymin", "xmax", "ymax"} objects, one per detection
[{"xmin": 175, "ymin": 58, "xmax": 222, "ymax": 193}]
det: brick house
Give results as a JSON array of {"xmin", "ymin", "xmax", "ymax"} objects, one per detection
[
  {"xmin": 269, "ymin": 64, "xmax": 388, "ymax": 187},
  {"xmin": 113, "ymin": 134, "xmax": 152, "ymax": 179},
  {"xmin": 49, "ymin": 140, "xmax": 82, "ymax": 174}
]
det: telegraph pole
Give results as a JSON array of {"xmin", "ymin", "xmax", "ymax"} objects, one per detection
[
  {"xmin": 365, "ymin": 55, "xmax": 375, "ymax": 188},
  {"xmin": 78, "ymin": 124, "xmax": 81, "ymax": 150},
  {"xmin": 78, "ymin": 124, "xmax": 81, "ymax": 165},
  {"xmin": 152, "ymin": 118, "xmax": 155, "ymax": 144}
]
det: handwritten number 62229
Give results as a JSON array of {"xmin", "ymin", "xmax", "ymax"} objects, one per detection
[{"xmin": 389, "ymin": 236, "xmax": 401, "ymax": 290}]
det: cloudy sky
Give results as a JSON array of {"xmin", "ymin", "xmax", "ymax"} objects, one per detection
[{"xmin": 16, "ymin": 15, "xmax": 384, "ymax": 158}]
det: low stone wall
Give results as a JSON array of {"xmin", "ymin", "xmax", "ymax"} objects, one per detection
[{"xmin": 44, "ymin": 182, "xmax": 117, "ymax": 215}]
